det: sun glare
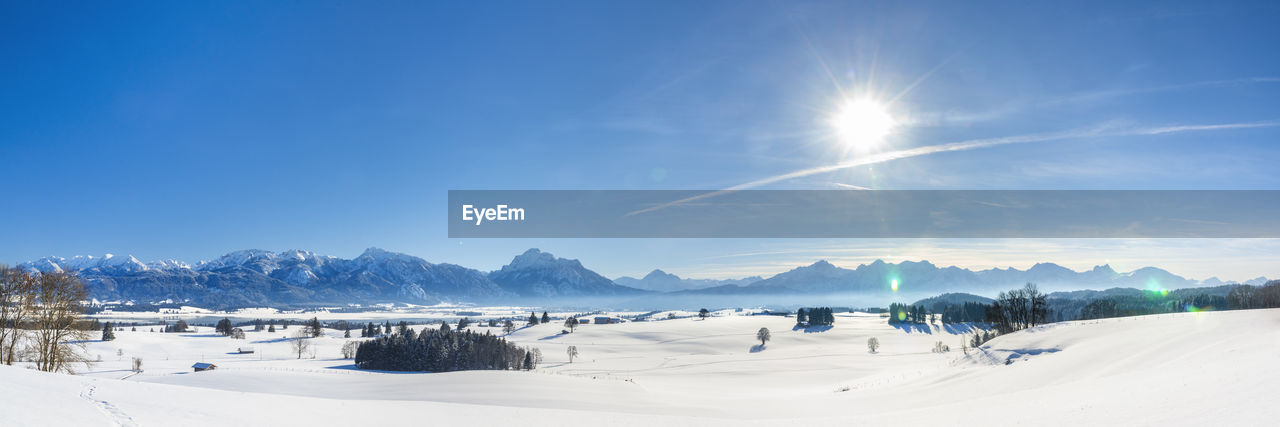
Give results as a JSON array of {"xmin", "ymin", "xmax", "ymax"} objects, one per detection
[{"xmin": 831, "ymin": 98, "xmax": 896, "ymax": 148}]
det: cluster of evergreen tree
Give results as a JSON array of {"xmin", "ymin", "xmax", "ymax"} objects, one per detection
[
  {"xmin": 1077, "ymin": 298, "xmax": 1120, "ymax": 320},
  {"xmin": 1225, "ymin": 282, "xmax": 1280, "ymax": 310},
  {"xmin": 360, "ymin": 322, "xmax": 382, "ymax": 337},
  {"xmin": 354, "ymin": 327, "xmax": 536, "ymax": 372},
  {"xmin": 101, "ymin": 322, "xmax": 116, "ymax": 341},
  {"xmin": 938, "ymin": 302, "xmax": 989, "ymax": 323},
  {"xmin": 797, "ymin": 307, "xmax": 834, "ymax": 326},
  {"xmin": 971, "ymin": 330, "xmax": 996, "ymax": 347},
  {"xmin": 887, "ymin": 303, "xmax": 927, "ymax": 324},
  {"xmin": 303, "ymin": 317, "xmax": 323, "ymax": 338}
]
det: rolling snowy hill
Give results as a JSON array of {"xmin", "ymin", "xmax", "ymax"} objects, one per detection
[{"xmin": 2, "ymin": 308, "xmax": 1277, "ymax": 425}]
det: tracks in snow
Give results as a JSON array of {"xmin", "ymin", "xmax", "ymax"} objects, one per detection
[{"xmin": 79, "ymin": 381, "xmax": 138, "ymax": 427}]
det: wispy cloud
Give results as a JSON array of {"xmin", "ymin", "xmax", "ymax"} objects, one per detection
[
  {"xmin": 1049, "ymin": 77, "xmax": 1280, "ymax": 106},
  {"xmin": 916, "ymin": 77, "xmax": 1280, "ymax": 126},
  {"xmin": 626, "ymin": 119, "xmax": 1280, "ymax": 216}
]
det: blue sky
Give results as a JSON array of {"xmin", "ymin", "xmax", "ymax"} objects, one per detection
[{"xmin": 1, "ymin": 1, "xmax": 1278, "ymax": 281}]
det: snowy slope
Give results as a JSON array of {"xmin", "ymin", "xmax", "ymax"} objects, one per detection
[{"xmin": 3, "ymin": 308, "xmax": 1279, "ymax": 425}]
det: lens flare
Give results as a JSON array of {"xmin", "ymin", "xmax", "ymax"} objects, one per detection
[
  {"xmin": 891, "ymin": 278, "xmax": 900, "ymax": 292},
  {"xmin": 1144, "ymin": 278, "xmax": 1168, "ymax": 297}
]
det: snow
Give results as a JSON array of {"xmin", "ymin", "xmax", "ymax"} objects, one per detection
[
  {"xmin": 21, "ymin": 254, "xmax": 151, "ymax": 274},
  {"xmin": 3, "ymin": 308, "xmax": 1278, "ymax": 425}
]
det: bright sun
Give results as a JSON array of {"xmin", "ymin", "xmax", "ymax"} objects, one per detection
[{"xmin": 831, "ymin": 98, "xmax": 896, "ymax": 148}]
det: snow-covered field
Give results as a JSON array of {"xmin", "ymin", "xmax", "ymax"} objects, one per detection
[
  {"xmin": 3, "ymin": 308, "xmax": 1278, "ymax": 426},
  {"xmin": 86, "ymin": 304, "xmax": 608, "ymax": 325}
]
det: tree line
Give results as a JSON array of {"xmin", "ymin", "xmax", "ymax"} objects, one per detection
[
  {"xmin": 1056, "ymin": 281, "xmax": 1280, "ymax": 321},
  {"xmin": 888, "ymin": 283, "xmax": 1049, "ymax": 336},
  {"xmin": 905, "ymin": 281, "xmax": 1280, "ymax": 341},
  {"xmin": 937, "ymin": 302, "xmax": 989, "ymax": 323},
  {"xmin": 354, "ymin": 325, "xmax": 538, "ymax": 372}
]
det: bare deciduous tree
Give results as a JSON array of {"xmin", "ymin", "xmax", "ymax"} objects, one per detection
[
  {"xmin": 30, "ymin": 272, "xmax": 91, "ymax": 373},
  {"xmin": 131, "ymin": 357, "xmax": 144, "ymax": 372},
  {"xmin": 867, "ymin": 337, "xmax": 880, "ymax": 353},
  {"xmin": 757, "ymin": 327, "xmax": 771, "ymax": 346},
  {"xmin": 0, "ymin": 265, "xmax": 36, "ymax": 365},
  {"xmin": 566, "ymin": 345, "xmax": 579, "ymax": 363},
  {"xmin": 341, "ymin": 341, "xmax": 358, "ymax": 359},
  {"xmin": 290, "ymin": 330, "xmax": 313, "ymax": 359}
]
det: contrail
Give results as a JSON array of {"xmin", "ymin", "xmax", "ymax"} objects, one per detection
[
  {"xmin": 625, "ymin": 119, "xmax": 1279, "ymax": 216},
  {"xmin": 829, "ymin": 182, "xmax": 873, "ymax": 190},
  {"xmin": 1135, "ymin": 120, "xmax": 1279, "ymax": 135}
]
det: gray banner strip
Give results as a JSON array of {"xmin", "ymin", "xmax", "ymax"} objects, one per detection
[{"xmin": 448, "ymin": 190, "xmax": 1280, "ymax": 238}]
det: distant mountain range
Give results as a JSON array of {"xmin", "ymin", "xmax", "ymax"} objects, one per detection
[
  {"xmin": 19, "ymin": 248, "xmax": 644, "ymax": 308},
  {"xmin": 489, "ymin": 249, "xmax": 643, "ymax": 297},
  {"xmin": 614, "ymin": 270, "xmax": 763, "ymax": 292},
  {"xmin": 677, "ymin": 259, "xmax": 1270, "ymax": 296},
  {"xmin": 15, "ymin": 248, "xmax": 1270, "ymax": 308}
]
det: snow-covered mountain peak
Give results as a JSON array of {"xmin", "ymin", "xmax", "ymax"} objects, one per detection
[
  {"xmin": 198, "ymin": 249, "xmax": 276, "ymax": 270},
  {"xmin": 643, "ymin": 269, "xmax": 679, "ymax": 281},
  {"xmin": 359, "ymin": 247, "xmax": 396, "ymax": 259},
  {"xmin": 20, "ymin": 257, "xmax": 65, "ymax": 273},
  {"xmin": 279, "ymin": 249, "xmax": 312, "ymax": 261},
  {"xmin": 356, "ymin": 247, "xmax": 429, "ymax": 267},
  {"xmin": 147, "ymin": 259, "xmax": 192, "ymax": 270},
  {"xmin": 900, "ymin": 260, "xmax": 936, "ymax": 268},
  {"xmin": 1090, "ymin": 264, "xmax": 1117, "ymax": 274},
  {"xmin": 21, "ymin": 254, "xmax": 150, "ymax": 274},
  {"xmin": 1244, "ymin": 276, "xmax": 1270, "ymax": 286},
  {"xmin": 503, "ymin": 248, "xmax": 564, "ymax": 271},
  {"xmin": 808, "ymin": 260, "xmax": 836, "ymax": 270},
  {"xmin": 1029, "ymin": 262, "xmax": 1068, "ymax": 271}
]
